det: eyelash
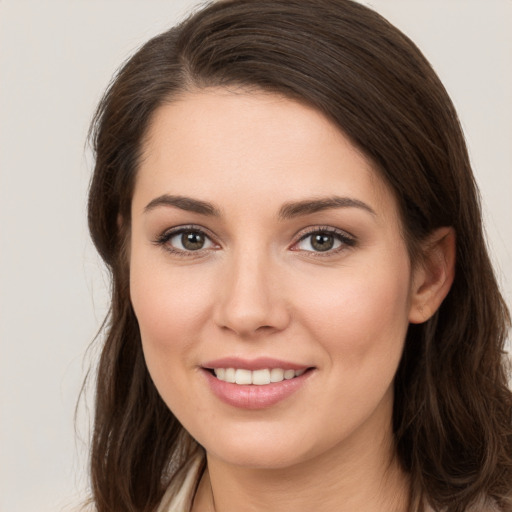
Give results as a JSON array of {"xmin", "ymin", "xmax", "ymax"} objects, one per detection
[
  {"xmin": 153, "ymin": 224, "xmax": 218, "ymax": 257},
  {"xmin": 292, "ymin": 226, "xmax": 356, "ymax": 256},
  {"xmin": 153, "ymin": 224, "xmax": 356, "ymax": 257}
]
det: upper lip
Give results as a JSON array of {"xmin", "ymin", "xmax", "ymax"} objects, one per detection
[{"xmin": 202, "ymin": 357, "xmax": 311, "ymax": 371}]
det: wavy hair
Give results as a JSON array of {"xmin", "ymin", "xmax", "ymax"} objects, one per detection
[{"xmin": 87, "ymin": 1, "xmax": 512, "ymax": 510}]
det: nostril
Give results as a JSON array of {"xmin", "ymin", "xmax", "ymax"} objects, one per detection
[{"xmin": 255, "ymin": 325, "xmax": 276, "ymax": 332}]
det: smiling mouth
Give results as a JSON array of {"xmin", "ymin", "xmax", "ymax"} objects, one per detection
[{"xmin": 208, "ymin": 367, "xmax": 311, "ymax": 385}]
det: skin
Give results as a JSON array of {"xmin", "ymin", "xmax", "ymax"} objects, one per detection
[{"xmin": 129, "ymin": 89, "xmax": 455, "ymax": 512}]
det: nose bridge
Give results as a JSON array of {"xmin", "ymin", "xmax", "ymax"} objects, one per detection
[{"xmin": 214, "ymin": 244, "xmax": 288, "ymax": 336}]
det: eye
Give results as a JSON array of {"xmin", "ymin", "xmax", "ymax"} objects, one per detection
[
  {"xmin": 155, "ymin": 226, "xmax": 217, "ymax": 254},
  {"xmin": 173, "ymin": 230, "xmax": 213, "ymax": 251},
  {"xmin": 293, "ymin": 228, "xmax": 355, "ymax": 253}
]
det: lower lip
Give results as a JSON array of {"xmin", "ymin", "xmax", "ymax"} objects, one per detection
[{"xmin": 202, "ymin": 369, "xmax": 313, "ymax": 410}]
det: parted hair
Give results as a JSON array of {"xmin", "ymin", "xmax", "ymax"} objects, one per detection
[{"xmin": 87, "ymin": 1, "xmax": 512, "ymax": 510}]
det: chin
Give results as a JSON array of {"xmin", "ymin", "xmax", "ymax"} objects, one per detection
[
  {"xmin": 195, "ymin": 421, "xmax": 334, "ymax": 470},
  {"xmin": 207, "ymin": 443, "xmax": 311, "ymax": 470}
]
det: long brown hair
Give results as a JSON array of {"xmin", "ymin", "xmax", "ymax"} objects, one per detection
[{"xmin": 87, "ymin": 1, "xmax": 512, "ymax": 510}]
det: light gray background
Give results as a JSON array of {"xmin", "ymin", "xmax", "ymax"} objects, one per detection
[{"xmin": 1, "ymin": 1, "xmax": 511, "ymax": 511}]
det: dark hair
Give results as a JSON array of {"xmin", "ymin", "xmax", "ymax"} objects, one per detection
[{"xmin": 87, "ymin": 1, "xmax": 512, "ymax": 510}]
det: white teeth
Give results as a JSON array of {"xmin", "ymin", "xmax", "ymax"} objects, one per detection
[
  {"xmin": 269, "ymin": 368, "xmax": 284, "ymax": 382},
  {"xmin": 213, "ymin": 367, "xmax": 307, "ymax": 385},
  {"xmin": 235, "ymin": 369, "xmax": 252, "ymax": 385},
  {"xmin": 214, "ymin": 368, "xmax": 226, "ymax": 380},
  {"xmin": 252, "ymin": 369, "xmax": 271, "ymax": 385},
  {"xmin": 225, "ymin": 368, "xmax": 236, "ymax": 383}
]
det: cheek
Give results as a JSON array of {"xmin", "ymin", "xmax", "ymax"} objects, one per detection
[
  {"xmin": 294, "ymin": 258, "xmax": 412, "ymax": 366},
  {"xmin": 129, "ymin": 254, "xmax": 215, "ymax": 371},
  {"xmin": 129, "ymin": 258, "xmax": 219, "ymax": 424},
  {"xmin": 287, "ymin": 259, "xmax": 412, "ymax": 441}
]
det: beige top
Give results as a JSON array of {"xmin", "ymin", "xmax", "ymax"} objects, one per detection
[
  {"xmin": 156, "ymin": 453, "xmax": 501, "ymax": 512},
  {"xmin": 156, "ymin": 453, "xmax": 204, "ymax": 512}
]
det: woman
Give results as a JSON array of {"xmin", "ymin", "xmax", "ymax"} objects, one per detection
[{"xmin": 86, "ymin": 0, "xmax": 512, "ymax": 510}]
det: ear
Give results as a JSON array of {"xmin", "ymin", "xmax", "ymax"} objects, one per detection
[{"xmin": 409, "ymin": 227, "xmax": 456, "ymax": 324}]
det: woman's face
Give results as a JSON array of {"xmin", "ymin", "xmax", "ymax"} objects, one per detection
[{"xmin": 130, "ymin": 89, "xmax": 418, "ymax": 469}]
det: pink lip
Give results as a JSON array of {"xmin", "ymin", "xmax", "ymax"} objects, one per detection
[
  {"xmin": 201, "ymin": 366, "xmax": 314, "ymax": 410},
  {"xmin": 202, "ymin": 357, "xmax": 309, "ymax": 371}
]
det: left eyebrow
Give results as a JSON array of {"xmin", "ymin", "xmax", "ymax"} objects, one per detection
[{"xmin": 278, "ymin": 196, "xmax": 376, "ymax": 220}]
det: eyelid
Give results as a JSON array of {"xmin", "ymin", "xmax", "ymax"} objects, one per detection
[
  {"xmin": 154, "ymin": 224, "xmax": 220, "ymax": 255},
  {"xmin": 290, "ymin": 225, "xmax": 356, "ymax": 253}
]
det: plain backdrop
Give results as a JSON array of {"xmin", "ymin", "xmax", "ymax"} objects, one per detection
[{"xmin": 1, "ymin": 1, "xmax": 511, "ymax": 511}]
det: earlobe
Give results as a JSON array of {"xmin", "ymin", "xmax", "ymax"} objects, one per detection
[{"xmin": 408, "ymin": 227, "xmax": 456, "ymax": 324}]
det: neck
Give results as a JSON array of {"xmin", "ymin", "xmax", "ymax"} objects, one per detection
[{"xmin": 193, "ymin": 417, "xmax": 410, "ymax": 512}]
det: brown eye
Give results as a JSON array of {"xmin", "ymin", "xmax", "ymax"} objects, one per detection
[
  {"xmin": 181, "ymin": 231, "xmax": 206, "ymax": 251},
  {"xmin": 294, "ymin": 228, "xmax": 355, "ymax": 254},
  {"xmin": 161, "ymin": 228, "xmax": 216, "ymax": 253},
  {"xmin": 310, "ymin": 233, "xmax": 335, "ymax": 252}
]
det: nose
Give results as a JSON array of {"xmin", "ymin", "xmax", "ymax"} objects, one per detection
[{"xmin": 213, "ymin": 250, "xmax": 290, "ymax": 338}]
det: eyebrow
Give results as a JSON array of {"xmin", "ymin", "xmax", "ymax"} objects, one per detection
[
  {"xmin": 144, "ymin": 194, "xmax": 375, "ymax": 219},
  {"xmin": 278, "ymin": 196, "xmax": 376, "ymax": 219},
  {"xmin": 144, "ymin": 194, "xmax": 220, "ymax": 216}
]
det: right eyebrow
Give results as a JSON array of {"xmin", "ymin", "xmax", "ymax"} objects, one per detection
[{"xmin": 144, "ymin": 194, "xmax": 220, "ymax": 216}]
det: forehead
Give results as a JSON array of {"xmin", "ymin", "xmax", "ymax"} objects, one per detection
[{"xmin": 135, "ymin": 88, "xmax": 398, "ymax": 223}]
